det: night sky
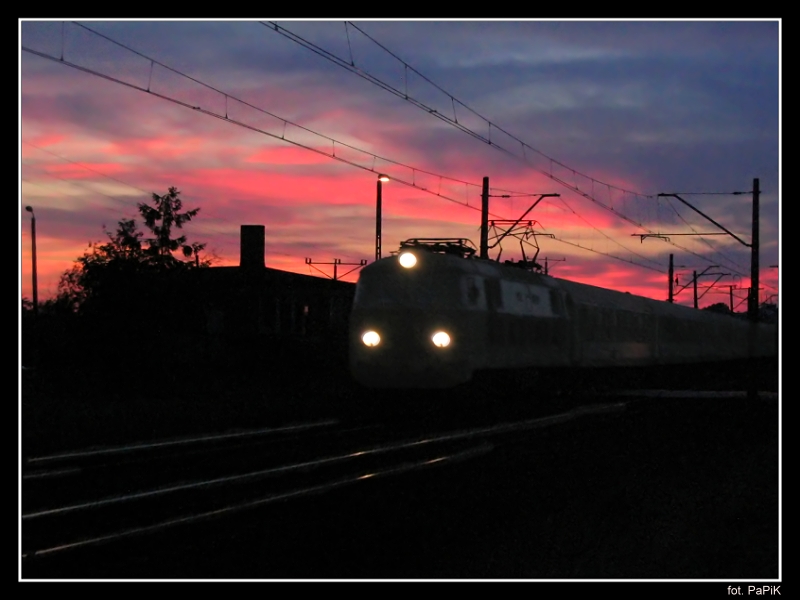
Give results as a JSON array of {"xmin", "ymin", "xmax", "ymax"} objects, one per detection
[{"xmin": 19, "ymin": 20, "xmax": 780, "ymax": 309}]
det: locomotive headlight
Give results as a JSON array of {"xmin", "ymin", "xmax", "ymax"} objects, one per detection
[
  {"xmin": 361, "ymin": 331, "xmax": 381, "ymax": 347},
  {"xmin": 398, "ymin": 252, "xmax": 417, "ymax": 269},
  {"xmin": 431, "ymin": 331, "xmax": 451, "ymax": 348}
]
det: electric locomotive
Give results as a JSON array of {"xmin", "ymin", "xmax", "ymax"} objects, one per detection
[{"xmin": 348, "ymin": 238, "xmax": 777, "ymax": 389}]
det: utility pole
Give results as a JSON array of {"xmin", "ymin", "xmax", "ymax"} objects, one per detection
[
  {"xmin": 729, "ymin": 285, "xmax": 736, "ymax": 312},
  {"xmin": 747, "ymin": 178, "xmax": 761, "ymax": 402},
  {"xmin": 25, "ymin": 206, "xmax": 38, "ymax": 319},
  {"xmin": 749, "ymin": 178, "xmax": 760, "ymax": 321},
  {"xmin": 657, "ymin": 181, "xmax": 760, "ymax": 319},
  {"xmin": 480, "ymin": 176, "xmax": 489, "ymax": 259},
  {"xmin": 668, "ymin": 254, "xmax": 674, "ymax": 303},
  {"xmin": 479, "ymin": 181, "xmax": 559, "ymax": 262},
  {"xmin": 693, "ymin": 271, "xmax": 698, "ymax": 309}
]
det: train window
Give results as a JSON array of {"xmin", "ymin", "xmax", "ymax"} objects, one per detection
[
  {"xmin": 354, "ymin": 270, "xmax": 460, "ymax": 308},
  {"xmin": 460, "ymin": 276, "xmax": 486, "ymax": 309},
  {"xmin": 485, "ymin": 278, "xmax": 503, "ymax": 311}
]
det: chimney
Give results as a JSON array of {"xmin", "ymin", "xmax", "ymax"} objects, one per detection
[{"xmin": 240, "ymin": 225, "xmax": 265, "ymax": 268}]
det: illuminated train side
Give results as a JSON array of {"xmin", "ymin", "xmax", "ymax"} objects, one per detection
[{"xmin": 348, "ymin": 244, "xmax": 777, "ymax": 389}]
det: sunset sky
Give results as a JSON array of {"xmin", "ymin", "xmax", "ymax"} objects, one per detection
[{"xmin": 19, "ymin": 20, "xmax": 780, "ymax": 310}]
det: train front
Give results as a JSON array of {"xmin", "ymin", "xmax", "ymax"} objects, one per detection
[{"xmin": 349, "ymin": 248, "xmax": 474, "ymax": 389}]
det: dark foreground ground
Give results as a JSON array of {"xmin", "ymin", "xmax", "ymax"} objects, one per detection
[
  {"xmin": 20, "ymin": 346, "xmax": 780, "ymax": 581},
  {"xmin": 22, "ymin": 392, "xmax": 779, "ymax": 580}
]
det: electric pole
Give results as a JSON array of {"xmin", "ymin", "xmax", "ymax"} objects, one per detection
[
  {"xmin": 749, "ymin": 178, "xmax": 760, "ymax": 321},
  {"xmin": 25, "ymin": 206, "xmax": 38, "ymax": 318},
  {"xmin": 668, "ymin": 254, "xmax": 674, "ymax": 303},
  {"xmin": 480, "ymin": 176, "xmax": 489, "ymax": 259}
]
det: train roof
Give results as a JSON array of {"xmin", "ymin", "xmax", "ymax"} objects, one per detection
[{"xmin": 371, "ymin": 248, "xmax": 768, "ymax": 326}]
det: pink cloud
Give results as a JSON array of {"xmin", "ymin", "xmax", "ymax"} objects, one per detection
[
  {"xmin": 21, "ymin": 134, "xmax": 68, "ymax": 158},
  {"xmin": 46, "ymin": 162, "xmax": 129, "ymax": 180},
  {"xmin": 245, "ymin": 147, "xmax": 338, "ymax": 166},
  {"xmin": 103, "ymin": 135, "xmax": 214, "ymax": 161}
]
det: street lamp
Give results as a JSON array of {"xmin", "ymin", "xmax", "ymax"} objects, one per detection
[
  {"xmin": 25, "ymin": 206, "xmax": 38, "ymax": 318},
  {"xmin": 375, "ymin": 174, "xmax": 390, "ymax": 262}
]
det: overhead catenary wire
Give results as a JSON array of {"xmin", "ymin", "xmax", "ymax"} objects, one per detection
[
  {"xmin": 264, "ymin": 20, "xmax": 759, "ymax": 278},
  {"xmin": 663, "ymin": 196, "xmax": 750, "ymax": 278},
  {"xmin": 61, "ymin": 22, "xmax": 516, "ymax": 207},
  {"xmin": 22, "ymin": 23, "xmax": 670, "ymax": 276},
  {"xmin": 265, "ymin": 22, "xmax": 651, "ymax": 203}
]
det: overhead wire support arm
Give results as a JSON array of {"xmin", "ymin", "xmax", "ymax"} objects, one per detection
[
  {"xmin": 674, "ymin": 265, "xmax": 722, "ymax": 296},
  {"xmin": 634, "ymin": 233, "xmax": 671, "ymax": 243},
  {"xmin": 336, "ymin": 261, "xmax": 369, "ymax": 280},
  {"xmin": 697, "ymin": 273, "xmax": 730, "ymax": 302},
  {"xmin": 657, "ymin": 193, "xmax": 751, "ymax": 248},
  {"xmin": 633, "ymin": 232, "xmax": 730, "ymax": 243},
  {"xmin": 305, "ymin": 258, "xmax": 367, "ymax": 281}
]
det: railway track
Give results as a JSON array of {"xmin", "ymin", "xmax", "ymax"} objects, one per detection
[
  {"xmin": 20, "ymin": 389, "xmax": 779, "ymax": 580},
  {"xmin": 22, "ymin": 400, "xmax": 627, "ymax": 569}
]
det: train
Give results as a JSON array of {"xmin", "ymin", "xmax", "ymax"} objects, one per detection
[{"xmin": 348, "ymin": 238, "xmax": 778, "ymax": 389}]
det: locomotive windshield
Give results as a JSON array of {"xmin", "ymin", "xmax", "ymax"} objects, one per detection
[{"xmin": 353, "ymin": 268, "xmax": 462, "ymax": 309}]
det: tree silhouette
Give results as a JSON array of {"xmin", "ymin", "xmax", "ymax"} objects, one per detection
[
  {"xmin": 139, "ymin": 187, "xmax": 205, "ymax": 265},
  {"xmin": 20, "ymin": 188, "xmax": 213, "ymax": 387},
  {"xmin": 57, "ymin": 188, "xmax": 210, "ymax": 314}
]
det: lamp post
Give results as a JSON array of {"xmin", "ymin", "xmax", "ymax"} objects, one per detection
[
  {"xmin": 25, "ymin": 206, "xmax": 38, "ymax": 318},
  {"xmin": 375, "ymin": 174, "xmax": 389, "ymax": 262}
]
